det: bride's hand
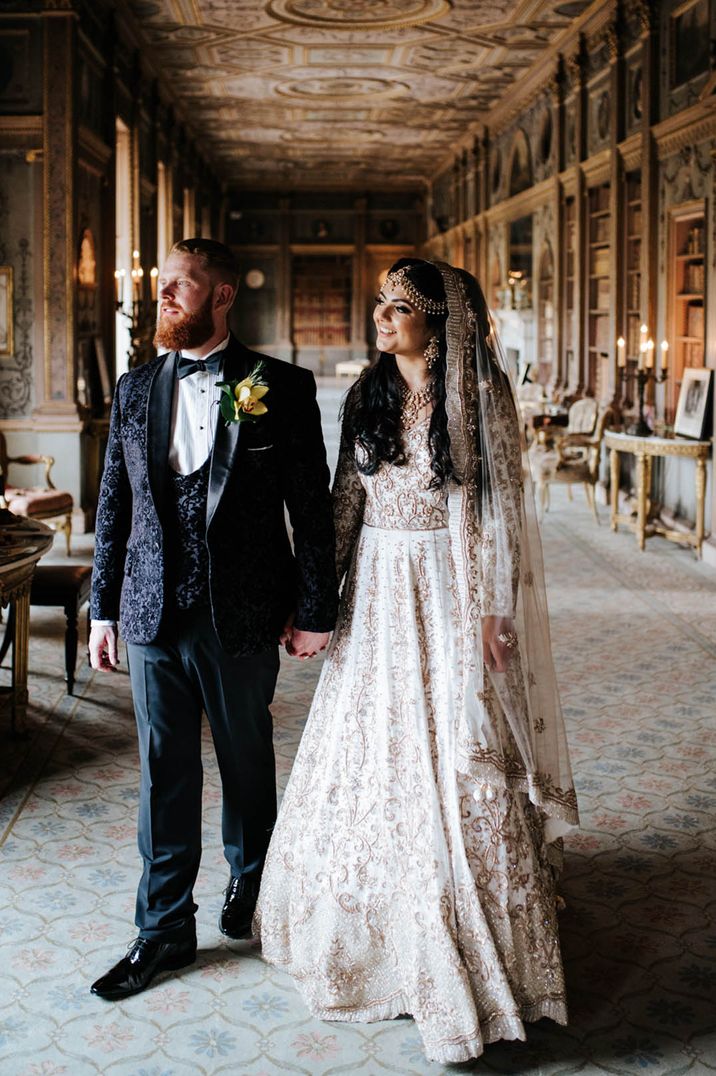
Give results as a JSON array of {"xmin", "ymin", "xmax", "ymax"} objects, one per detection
[{"xmin": 481, "ymin": 616, "xmax": 517, "ymax": 673}]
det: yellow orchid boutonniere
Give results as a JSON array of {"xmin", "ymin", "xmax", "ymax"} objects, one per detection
[{"xmin": 217, "ymin": 361, "xmax": 269, "ymax": 426}]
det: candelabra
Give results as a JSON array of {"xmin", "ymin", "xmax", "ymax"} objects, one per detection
[
  {"xmin": 617, "ymin": 334, "xmax": 668, "ymax": 437},
  {"xmin": 114, "ymin": 255, "xmax": 159, "ymax": 367}
]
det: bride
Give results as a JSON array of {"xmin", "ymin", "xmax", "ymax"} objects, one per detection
[{"xmin": 255, "ymin": 258, "xmax": 579, "ymax": 1064}]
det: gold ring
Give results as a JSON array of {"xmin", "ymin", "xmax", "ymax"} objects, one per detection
[{"xmin": 497, "ymin": 631, "xmax": 518, "ymax": 649}]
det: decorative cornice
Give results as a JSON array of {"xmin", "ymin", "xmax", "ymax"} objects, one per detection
[
  {"xmin": 581, "ymin": 147, "xmax": 611, "ymax": 183},
  {"xmin": 0, "ymin": 115, "xmax": 43, "ymax": 148},
  {"xmin": 619, "ymin": 131, "xmax": 643, "ymax": 171},
  {"xmin": 654, "ymin": 103, "xmax": 716, "ymax": 159}
]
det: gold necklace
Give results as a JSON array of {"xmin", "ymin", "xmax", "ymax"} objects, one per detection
[{"xmin": 399, "ymin": 380, "xmax": 432, "ymax": 428}]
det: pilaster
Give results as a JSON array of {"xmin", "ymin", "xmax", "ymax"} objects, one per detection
[{"xmin": 37, "ymin": 3, "xmax": 80, "ymax": 422}]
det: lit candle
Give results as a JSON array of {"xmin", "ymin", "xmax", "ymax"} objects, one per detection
[
  {"xmin": 150, "ymin": 266, "xmax": 158, "ymax": 301},
  {"xmin": 646, "ymin": 338, "xmax": 655, "ymax": 368},
  {"xmin": 131, "ymin": 267, "xmax": 139, "ymax": 299},
  {"xmin": 617, "ymin": 336, "xmax": 626, "ymax": 367},
  {"xmin": 660, "ymin": 339, "xmax": 669, "ymax": 369},
  {"xmin": 638, "ymin": 341, "xmax": 646, "ymax": 371},
  {"xmin": 640, "ymin": 323, "xmax": 648, "ymax": 346},
  {"xmin": 114, "ymin": 268, "xmax": 125, "ymax": 305},
  {"xmin": 132, "ymin": 249, "xmax": 140, "ymax": 269}
]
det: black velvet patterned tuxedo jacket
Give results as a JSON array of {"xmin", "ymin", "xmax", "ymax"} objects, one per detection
[{"xmin": 90, "ymin": 334, "xmax": 338, "ymax": 655}]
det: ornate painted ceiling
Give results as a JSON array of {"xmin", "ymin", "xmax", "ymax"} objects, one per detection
[{"xmin": 127, "ymin": 0, "xmax": 593, "ymax": 189}]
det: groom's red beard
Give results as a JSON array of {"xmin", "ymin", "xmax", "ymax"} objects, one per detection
[{"xmin": 153, "ymin": 295, "xmax": 216, "ymax": 352}]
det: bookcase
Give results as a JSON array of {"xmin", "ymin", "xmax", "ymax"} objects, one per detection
[
  {"xmin": 587, "ymin": 182, "xmax": 611, "ymax": 395},
  {"xmin": 292, "ymin": 255, "xmax": 352, "ymax": 349},
  {"xmin": 625, "ymin": 173, "xmax": 642, "ymax": 360},
  {"xmin": 669, "ymin": 210, "xmax": 705, "ymax": 419}
]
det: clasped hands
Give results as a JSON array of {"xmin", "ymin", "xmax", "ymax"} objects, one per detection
[{"xmin": 280, "ymin": 615, "xmax": 329, "ymax": 660}]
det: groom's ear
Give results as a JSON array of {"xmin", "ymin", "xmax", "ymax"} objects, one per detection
[{"xmin": 214, "ymin": 280, "xmax": 237, "ymax": 311}]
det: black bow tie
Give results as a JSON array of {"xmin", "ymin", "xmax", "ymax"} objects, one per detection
[{"xmin": 176, "ymin": 351, "xmax": 225, "ymax": 380}]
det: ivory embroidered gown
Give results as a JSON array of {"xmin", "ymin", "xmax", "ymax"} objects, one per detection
[{"xmin": 255, "ymin": 418, "xmax": 568, "ymax": 1065}]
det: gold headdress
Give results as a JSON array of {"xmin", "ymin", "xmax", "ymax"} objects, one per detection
[{"xmin": 383, "ymin": 266, "xmax": 448, "ymax": 315}]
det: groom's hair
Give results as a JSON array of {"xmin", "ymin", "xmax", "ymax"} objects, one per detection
[{"xmin": 170, "ymin": 238, "xmax": 240, "ymax": 290}]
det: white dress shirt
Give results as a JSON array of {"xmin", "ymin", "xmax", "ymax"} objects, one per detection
[
  {"xmin": 169, "ymin": 334, "xmax": 229, "ymax": 474},
  {"xmin": 92, "ymin": 334, "xmax": 230, "ymax": 627}
]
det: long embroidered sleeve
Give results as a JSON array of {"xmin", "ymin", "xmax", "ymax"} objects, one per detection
[{"xmin": 332, "ymin": 419, "xmax": 366, "ymax": 586}]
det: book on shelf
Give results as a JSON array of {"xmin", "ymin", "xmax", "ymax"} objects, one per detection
[
  {"xmin": 687, "ymin": 303, "xmax": 704, "ymax": 338},
  {"xmin": 591, "ymin": 186, "xmax": 609, "ymax": 211},
  {"xmin": 684, "ymin": 263, "xmax": 705, "ymax": 292},
  {"xmin": 682, "ymin": 340, "xmax": 704, "ymax": 367},
  {"xmin": 592, "ymin": 217, "xmax": 609, "ymax": 243},
  {"xmin": 595, "ymin": 278, "xmax": 610, "ymax": 309},
  {"xmin": 591, "ymin": 251, "xmax": 610, "ymax": 276},
  {"xmin": 593, "ymin": 315, "xmax": 610, "ymax": 351}
]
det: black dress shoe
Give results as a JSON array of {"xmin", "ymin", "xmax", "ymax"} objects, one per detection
[
  {"xmin": 219, "ymin": 874, "xmax": 260, "ymax": 939},
  {"xmin": 90, "ymin": 936, "xmax": 196, "ymax": 1000}
]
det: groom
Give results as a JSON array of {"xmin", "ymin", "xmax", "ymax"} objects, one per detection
[{"xmin": 89, "ymin": 238, "xmax": 337, "ymax": 999}]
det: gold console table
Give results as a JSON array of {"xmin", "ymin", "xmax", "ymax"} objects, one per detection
[
  {"xmin": 604, "ymin": 430, "xmax": 711, "ymax": 557},
  {"xmin": 0, "ymin": 514, "xmax": 54, "ymax": 733}
]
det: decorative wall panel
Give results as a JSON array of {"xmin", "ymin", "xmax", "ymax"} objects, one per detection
[{"xmin": 0, "ymin": 165, "xmax": 34, "ymax": 419}]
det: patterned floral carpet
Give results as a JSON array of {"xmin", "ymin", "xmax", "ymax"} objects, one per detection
[{"xmin": 1, "ymin": 473, "xmax": 715, "ymax": 1074}]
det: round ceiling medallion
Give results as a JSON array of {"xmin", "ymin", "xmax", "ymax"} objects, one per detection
[
  {"xmin": 278, "ymin": 77, "xmax": 401, "ymax": 100},
  {"xmin": 267, "ymin": 0, "xmax": 449, "ymax": 30}
]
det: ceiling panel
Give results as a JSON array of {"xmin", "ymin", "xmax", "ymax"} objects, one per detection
[{"xmin": 127, "ymin": 0, "xmax": 591, "ymax": 188}]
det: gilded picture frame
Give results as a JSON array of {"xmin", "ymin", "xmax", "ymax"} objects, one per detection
[
  {"xmin": 0, "ymin": 265, "xmax": 13, "ymax": 357},
  {"xmin": 674, "ymin": 367, "xmax": 713, "ymax": 440}
]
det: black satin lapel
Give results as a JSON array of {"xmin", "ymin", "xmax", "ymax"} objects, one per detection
[
  {"xmin": 206, "ymin": 340, "xmax": 250, "ymax": 532},
  {"xmin": 147, "ymin": 353, "xmax": 176, "ymax": 520}
]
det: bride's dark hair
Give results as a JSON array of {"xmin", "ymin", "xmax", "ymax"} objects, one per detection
[{"xmin": 342, "ymin": 258, "xmax": 455, "ymax": 489}]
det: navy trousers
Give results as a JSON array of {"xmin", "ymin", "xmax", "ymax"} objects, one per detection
[{"xmin": 126, "ymin": 606, "xmax": 280, "ymax": 941}]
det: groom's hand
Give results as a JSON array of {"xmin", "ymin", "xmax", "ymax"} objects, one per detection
[
  {"xmin": 89, "ymin": 623, "xmax": 120, "ymax": 671},
  {"xmin": 287, "ymin": 629, "xmax": 330, "ymax": 659}
]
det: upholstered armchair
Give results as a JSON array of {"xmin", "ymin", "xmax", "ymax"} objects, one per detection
[
  {"xmin": 529, "ymin": 403, "xmax": 614, "ymax": 523},
  {"xmin": 0, "ymin": 432, "xmax": 73, "ymax": 554}
]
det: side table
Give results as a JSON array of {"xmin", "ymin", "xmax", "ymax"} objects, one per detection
[{"xmin": 604, "ymin": 430, "xmax": 711, "ymax": 557}]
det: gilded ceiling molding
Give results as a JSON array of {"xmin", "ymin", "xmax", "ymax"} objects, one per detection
[
  {"xmin": 634, "ymin": 0, "xmax": 652, "ymax": 35},
  {"xmin": 604, "ymin": 22, "xmax": 619, "ymax": 62},
  {"xmin": 266, "ymin": 0, "xmax": 450, "ymax": 30}
]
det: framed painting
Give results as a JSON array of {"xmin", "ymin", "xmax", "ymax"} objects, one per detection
[
  {"xmin": 671, "ymin": 0, "xmax": 710, "ymax": 88},
  {"xmin": 674, "ymin": 367, "xmax": 713, "ymax": 439},
  {"xmin": 0, "ymin": 266, "xmax": 13, "ymax": 357}
]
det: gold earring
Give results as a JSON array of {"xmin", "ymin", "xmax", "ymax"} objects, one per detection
[{"xmin": 424, "ymin": 336, "xmax": 439, "ymax": 370}]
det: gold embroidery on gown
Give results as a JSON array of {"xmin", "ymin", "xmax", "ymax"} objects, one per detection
[{"xmin": 255, "ymin": 419, "xmax": 568, "ymax": 1065}]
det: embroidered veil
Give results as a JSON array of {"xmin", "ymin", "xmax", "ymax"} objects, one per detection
[{"xmin": 435, "ymin": 260, "xmax": 578, "ymax": 840}]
